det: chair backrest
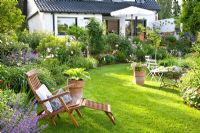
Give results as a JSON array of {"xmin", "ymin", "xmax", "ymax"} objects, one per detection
[
  {"xmin": 26, "ymin": 70, "xmax": 42, "ymax": 96},
  {"xmin": 145, "ymin": 56, "xmax": 150, "ymax": 61},
  {"xmin": 147, "ymin": 59, "xmax": 158, "ymax": 70},
  {"xmin": 26, "ymin": 70, "xmax": 52, "ymax": 114}
]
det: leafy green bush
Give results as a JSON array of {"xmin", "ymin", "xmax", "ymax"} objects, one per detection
[
  {"xmin": 37, "ymin": 35, "xmax": 66, "ymax": 57},
  {"xmin": 0, "ymin": 64, "xmax": 57, "ymax": 92},
  {"xmin": 98, "ymin": 54, "xmax": 116, "ymax": 65},
  {"xmin": 132, "ymin": 36, "xmax": 141, "ymax": 44},
  {"xmin": 182, "ymin": 88, "xmax": 200, "ymax": 109},
  {"xmin": 39, "ymin": 58, "xmax": 68, "ymax": 85},
  {"xmin": 179, "ymin": 56, "xmax": 200, "ymax": 109},
  {"xmin": 133, "ymin": 43, "xmax": 155, "ymax": 61},
  {"xmin": 57, "ymin": 40, "xmax": 82, "ymax": 63},
  {"xmin": 66, "ymin": 57, "xmax": 98, "ymax": 70},
  {"xmin": 159, "ymin": 56, "xmax": 197, "ymax": 68},
  {"xmin": 67, "ymin": 25, "xmax": 87, "ymax": 41},
  {"xmin": 156, "ymin": 47, "xmax": 168, "ymax": 60},
  {"xmin": 0, "ymin": 89, "xmax": 28, "ymax": 127},
  {"xmin": 87, "ymin": 18, "xmax": 104, "ymax": 55},
  {"xmin": 180, "ymin": 68, "xmax": 200, "ymax": 109},
  {"xmin": 158, "ymin": 56, "xmax": 178, "ymax": 67},
  {"xmin": 165, "ymin": 35, "xmax": 177, "ymax": 43},
  {"xmin": 0, "ymin": 34, "xmax": 30, "ymax": 66},
  {"xmin": 115, "ymin": 51, "xmax": 127, "ymax": 62},
  {"xmin": 104, "ymin": 33, "xmax": 120, "ymax": 53},
  {"xmin": 18, "ymin": 30, "xmax": 49, "ymax": 50},
  {"xmin": 0, "ymin": 65, "xmax": 28, "ymax": 92}
]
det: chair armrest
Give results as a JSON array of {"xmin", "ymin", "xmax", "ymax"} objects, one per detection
[{"xmin": 38, "ymin": 90, "xmax": 70, "ymax": 104}]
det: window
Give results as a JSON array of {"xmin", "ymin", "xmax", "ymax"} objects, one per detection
[
  {"xmin": 125, "ymin": 19, "xmax": 146, "ymax": 36},
  {"xmin": 106, "ymin": 20, "xmax": 119, "ymax": 34},
  {"xmin": 57, "ymin": 17, "xmax": 77, "ymax": 35}
]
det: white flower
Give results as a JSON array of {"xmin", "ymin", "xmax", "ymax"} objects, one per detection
[
  {"xmin": 0, "ymin": 40, "xmax": 2, "ymax": 43},
  {"xmin": 71, "ymin": 51, "xmax": 74, "ymax": 54}
]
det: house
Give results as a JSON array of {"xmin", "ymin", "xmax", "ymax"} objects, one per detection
[{"xmin": 27, "ymin": 0, "xmax": 160, "ymax": 36}]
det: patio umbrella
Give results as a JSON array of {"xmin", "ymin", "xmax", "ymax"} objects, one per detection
[{"xmin": 111, "ymin": 6, "xmax": 155, "ymax": 36}]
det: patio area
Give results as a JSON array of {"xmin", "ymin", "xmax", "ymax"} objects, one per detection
[{"xmin": 43, "ymin": 64, "xmax": 200, "ymax": 133}]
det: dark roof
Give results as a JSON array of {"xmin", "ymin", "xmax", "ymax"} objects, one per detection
[{"xmin": 34, "ymin": 0, "xmax": 160, "ymax": 15}]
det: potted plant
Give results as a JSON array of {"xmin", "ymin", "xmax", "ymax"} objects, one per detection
[
  {"xmin": 63, "ymin": 68, "xmax": 90, "ymax": 98},
  {"xmin": 134, "ymin": 63, "xmax": 146, "ymax": 86}
]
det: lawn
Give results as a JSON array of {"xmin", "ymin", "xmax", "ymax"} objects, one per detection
[{"xmin": 43, "ymin": 64, "xmax": 200, "ymax": 133}]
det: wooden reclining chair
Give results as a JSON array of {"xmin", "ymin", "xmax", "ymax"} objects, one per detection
[
  {"xmin": 26, "ymin": 70, "xmax": 116, "ymax": 127},
  {"xmin": 26, "ymin": 70, "xmax": 82, "ymax": 127}
]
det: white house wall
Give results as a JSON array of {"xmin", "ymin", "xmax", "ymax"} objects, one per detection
[
  {"xmin": 153, "ymin": 18, "xmax": 175, "ymax": 33},
  {"xmin": 28, "ymin": 12, "xmax": 44, "ymax": 33},
  {"xmin": 27, "ymin": 0, "xmax": 39, "ymax": 18},
  {"xmin": 28, "ymin": 13, "xmax": 53, "ymax": 34}
]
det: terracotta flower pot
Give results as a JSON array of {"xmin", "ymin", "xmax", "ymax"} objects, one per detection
[
  {"xmin": 134, "ymin": 71, "xmax": 145, "ymax": 86},
  {"xmin": 68, "ymin": 80, "xmax": 85, "ymax": 98},
  {"xmin": 139, "ymin": 33, "xmax": 145, "ymax": 42},
  {"xmin": 0, "ymin": 80, "xmax": 3, "ymax": 84}
]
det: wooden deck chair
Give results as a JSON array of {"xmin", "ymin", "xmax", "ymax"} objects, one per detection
[
  {"xmin": 26, "ymin": 70, "xmax": 82, "ymax": 127},
  {"xmin": 26, "ymin": 70, "xmax": 116, "ymax": 126}
]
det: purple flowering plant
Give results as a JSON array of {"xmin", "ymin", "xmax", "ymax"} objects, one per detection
[{"xmin": 0, "ymin": 97, "xmax": 48, "ymax": 133}]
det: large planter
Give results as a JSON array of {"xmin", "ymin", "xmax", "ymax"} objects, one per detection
[
  {"xmin": 134, "ymin": 71, "xmax": 145, "ymax": 86},
  {"xmin": 139, "ymin": 33, "xmax": 145, "ymax": 42},
  {"xmin": 0, "ymin": 80, "xmax": 3, "ymax": 84},
  {"xmin": 68, "ymin": 80, "xmax": 85, "ymax": 99}
]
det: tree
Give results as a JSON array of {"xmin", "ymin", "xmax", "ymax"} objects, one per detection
[
  {"xmin": 0, "ymin": 0, "xmax": 24, "ymax": 33},
  {"xmin": 180, "ymin": 0, "xmax": 200, "ymax": 35},
  {"xmin": 172, "ymin": 0, "xmax": 180, "ymax": 17},
  {"xmin": 157, "ymin": 0, "xmax": 173, "ymax": 19},
  {"xmin": 87, "ymin": 18, "xmax": 104, "ymax": 55}
]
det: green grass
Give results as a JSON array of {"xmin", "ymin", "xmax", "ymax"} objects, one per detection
[{"xmin": 43, "ymin": 64, "xmax": 200, "ymax": 133}]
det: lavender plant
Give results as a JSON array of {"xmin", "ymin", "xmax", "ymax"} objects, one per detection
[{"xmin": 0, "ymin": 97, "xmax": 47, "ymax": 133}]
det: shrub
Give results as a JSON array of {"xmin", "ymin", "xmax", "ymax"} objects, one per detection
[
  {"xmin": 67, "ymin": 25, "xmax": 87, "ymax": 41},
  {"xmin": 132, "ymin": 36, "xmax": 141, "ymax": 44},
  {"xmin": 179, "ymin": 56, "xmax": 200, "ymax": 109},
  {"xmin": 18, "ymin": 30, "xmax": 49, "ymax": 50},
  {"xmin": 57, "ymin": 40, "xmax": 82, "ymax": 63},
  {"xmin": 180, "ymin": 69, "xmax": 200, "ymax": 109},
  {"xmin": 165, "ymin": 35, "xmax": 177, "ymax": 43},
  {"xmin": 156, "ymin": 47, "xmax": 168, "ymax": 60},
  {"xmin": 39, "ymin": 58, "xmax": 68, "ymax": 85},
  {"xmin": 0, "ymin": 34, "xmax": 30, "ymax": 66},
  {"xmin": 133, "ymin": 43, "xmax": 155, "ymax": 61},
  {"xmin": 0, "ymin": 64, "xmax": 57, "ymax": 92},
  {"xmin": 118, "ymin": 36, "xmax": 133, "ymax": 57},
  {"xmin": 115, "ymin": 51, "xmax": 127, "ymax": 63},
  {"xmin": 0, "ymin": 90, "xmax": 29, "ymax": 128},
  {"xmin": 182, "ymin": 88, "xmax": 200, "ymax": 109},
  {"xmin": 0, "ymin": 65, "xmax": 28, "ymax": 92},
  {"xmin": 0, "ymin": 91, "xmax": 47, "ymax": 132},
  {"xmin": 66, "ymin": 57, "xmax": 98, "ymax": 70},
  {"xmin": 87, "ymin": 18, "xmax": 104, "ymax": 55},
  {"xmin": 104, "ymin": 33, "xmax": 120, "ymax": 53},
  {"xmin": 98, "ymin": 54, "xmax": 116, "ymax": 65},
  {"xmin": 158, "ymin": 56, "xmax": 178, "ymax": 67},
  {"xmin": 37, "ymin": 35, "xmax": 66, "ymax": 57}
]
